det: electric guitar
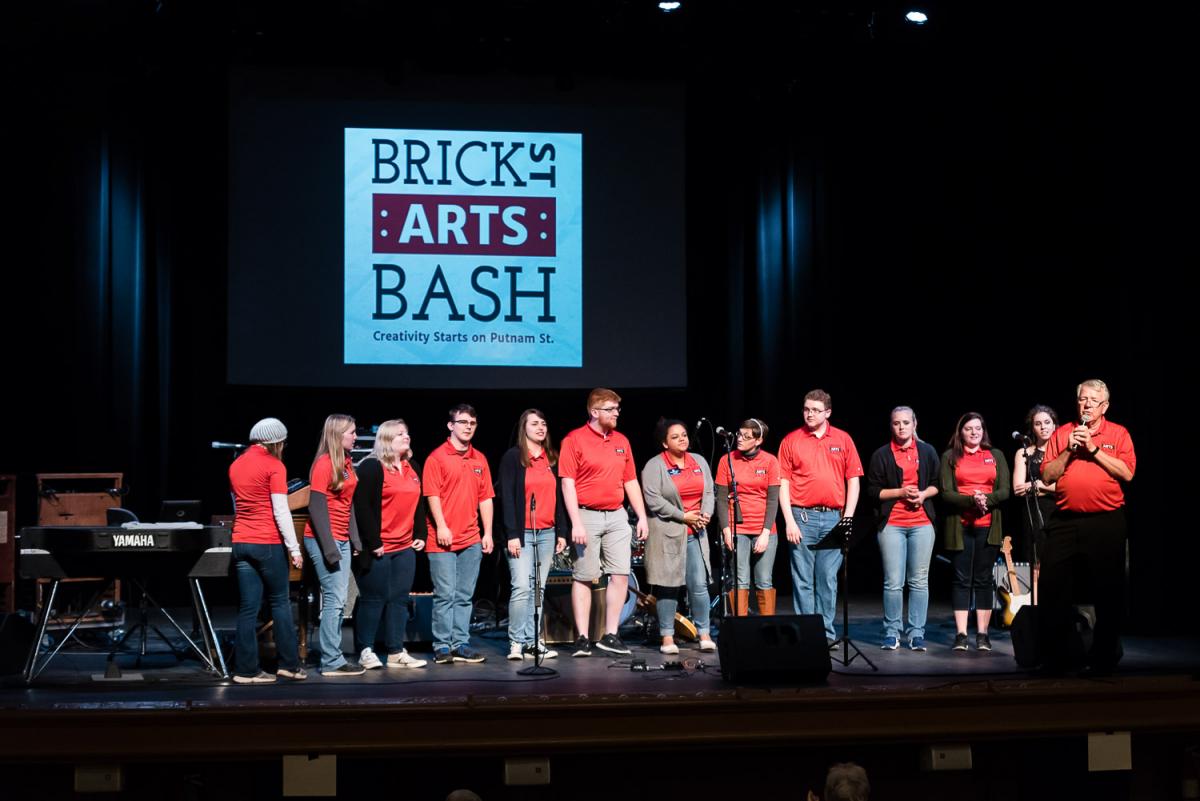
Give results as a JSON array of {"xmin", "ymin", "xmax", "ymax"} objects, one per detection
[{"xmin": 997, "ymin": 536, "xmax": 1031, "ymax": 627}]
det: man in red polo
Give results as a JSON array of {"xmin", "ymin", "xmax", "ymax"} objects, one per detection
[
  {"xmin": 779, "ymin": 389, "xmax": 863, "ymax": 644},
  {"xmin": 1038, "ymin": 379, "xmax": 1136, "ymax": 673},
  {"xmin": 559, "ymin": 388, "xmax": 649, "ymax": 656},
  {"xmin": 424, "ymin": 404, "xmax": 495, "ymax": 665}
]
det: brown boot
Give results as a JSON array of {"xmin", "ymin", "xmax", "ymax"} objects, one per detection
[
  {"xmin": 726, "ymin": 589, "xmax": 751, "ymax": 616},
  {"xmin": 756, "ymin": 588, "xmax": 777, "ymax": 616}
]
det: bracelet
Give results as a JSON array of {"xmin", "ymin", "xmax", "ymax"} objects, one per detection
[{"xmin": 1089, "ymin": 447, "xmax": 1099, "ymax": 457}]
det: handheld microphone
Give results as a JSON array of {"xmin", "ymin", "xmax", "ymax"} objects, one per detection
[
  {"xmin": 1069, "ymin": 412, "xmax": 1091, "ymax": 451},
  {"xmin": 211, "ymin": 441, "xmax": 247, "ymax": 450}
]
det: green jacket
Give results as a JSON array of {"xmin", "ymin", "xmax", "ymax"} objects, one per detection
[{"xmin": 937, "ymin": 447, "xmax": 1010, "ymax": 551}]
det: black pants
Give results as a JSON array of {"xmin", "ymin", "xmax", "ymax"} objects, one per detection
[
  {"xmin": 952, "ymin": 525, "xmax": 997, "ymax": 612},
  {"xmin": 1037, "ymin": 508, "xmax": 1126, "ymax": 669}
]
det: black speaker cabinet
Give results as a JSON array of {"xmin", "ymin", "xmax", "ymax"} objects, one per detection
[{"xmin": 717, "ymin": 614, "xmax": 831, "ymax": 684}]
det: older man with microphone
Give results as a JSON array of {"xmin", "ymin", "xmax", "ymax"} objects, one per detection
[{"xmin": 1038, "ymin": 379, "xmax": 1136, "ymax": 673}]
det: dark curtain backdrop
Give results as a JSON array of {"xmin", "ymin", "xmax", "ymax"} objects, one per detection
[{"xmin": 5, "ymin": 5, "xmax": 1188, "ymax": 629}]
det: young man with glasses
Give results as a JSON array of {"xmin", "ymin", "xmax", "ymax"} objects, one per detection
[
  {"xmin": 423, "ymin": 404, "xmax": 495, "ymax": 664},
  {"xmin": 559, "ymin": 388, "xmax": 649, "ymax": 656},
  {"xmin": 779, "ymin": 389, "xmax": 863, "ymax": 645}
]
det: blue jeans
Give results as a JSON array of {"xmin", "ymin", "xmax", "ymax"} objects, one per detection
[
  {"xmin": 878, "ymin": 524, "xmax": 935, "ymax": 640},
  {"xmin": 506, "ymin": 529, "xmax": 556, "ymax": 646},
  {"xmin": 427, "ymin": 542, "xmax": 483, "ymax": 651},
  {"xmin": 734, "ymin": 533, "xmax": 778, "ymax": 589},
  {"xmin": 788, "ymin": 507, "xmax": 842, "ymax": 640},
  {"xmin": 354, "ymin": 548, "xmax": 417, "ymax": 655},
  {"xmin": 233, "ymin": 542, "xmax": 300, "ymax": 677},
  {"xmin": 303, "ymin": 537, "xmax": 352, "ymax": 670},
  {"xmin": 655, "ymin": 535, "xmax": 712, "ymax": 636}
]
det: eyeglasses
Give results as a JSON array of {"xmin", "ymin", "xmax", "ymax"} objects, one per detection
[
  {"xmin": 452, "ymin": 420, "xmax": 477, "ymax": 427},
  {"xmin": 736, "ymin": 432, "xmax": 757, "ymax": 441},
  {"xmin": 802, "ymin": 408, "xmax": 826, "ymax": 416},
  {"xmin": 594, "ymin": 406, "xmax": 621, "ymax": 414}
]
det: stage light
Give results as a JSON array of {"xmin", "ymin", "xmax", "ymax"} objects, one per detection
[
  {"xmin": 905, "ymin": 10, "xmax": 929, "ymax": 25},
  {"xmin": 658, "ymin": 2, "xmax": 681, "ymax": 11}
]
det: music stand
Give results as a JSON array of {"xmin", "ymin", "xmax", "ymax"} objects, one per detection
[{"xmin": 812, "ymin": 516, "xmax": 877, "ymax": 671}]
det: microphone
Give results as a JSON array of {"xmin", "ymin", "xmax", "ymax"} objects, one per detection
[
  {"xmin": 695, "ymin": 417, "xmax": 708, "ymax": 431},
  {"xmin": 714, "ymin": 426, "xmax": 733, "ymax": 438},
  {"xmin": 1069, "ymin": 412, "xmax": 1091, "ymax": 451},
  {"xmin": 211, "ymin": 441, "xmax": 247, "ymax": 450},
  {"xmin": 1011, "ymin": 431, "xmax": 1030, "ymax": 444}
]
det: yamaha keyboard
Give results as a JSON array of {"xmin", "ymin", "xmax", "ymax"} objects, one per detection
[{"xmin": 17, "ymin": 525, "xmax": 232, "ymax": 682}]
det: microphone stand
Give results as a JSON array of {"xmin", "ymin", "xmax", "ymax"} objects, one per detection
[
  {"xmin": 1015, "ymin": 435, "xmax": 1045, "ymax": 606},
  {"xmin": 518, "ymin": 493, "xmax": 555, "ymax": 676},
  {"xmin": 719, "ymin": 429, "xmax": 745, "ymax": 617}
]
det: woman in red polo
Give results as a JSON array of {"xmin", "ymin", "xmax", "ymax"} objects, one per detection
[
  {"xmin": 715, "ymin": 417, "xmax": 781, "ymax": 617},
  {"xmin": 938, "ymin": 412, "xmax": 1010, "ymax": 652},
  {"xmin": 351, "ymin": 419, "xmax": 427, "ymax": 670},
  {"xmin": 228, "ymin": 417, "xmax": 306, "ymax": 684},
  {"xmin": 642, "ymin": 418, "xmax": 716, "ymax": 654}
]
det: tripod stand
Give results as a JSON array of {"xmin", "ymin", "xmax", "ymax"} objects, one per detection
[{"xmin": 813, "ymin": 517, "xmax": 877, "ymax": 671}]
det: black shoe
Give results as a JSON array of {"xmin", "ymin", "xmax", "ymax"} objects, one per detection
[
  {"xmin": 976, "ymin": 633, "xmax": 992, "ymax": 651},
  {"xmin": 953, "ymin": 633, "xmax": 969, "ymax": 651},
  {"xmin": 321, "ymin": 663, "xmax": 365, "ymax": 677},
  {"xmin": 451, "ymin": 646, "xmax": 486, "ymax": 663},
  {"xmin": 594, "ymin": 633, "xmax": 631, "ymax": 655},
  {"xmin": 572, "ymin": 636, "xmax": 592, "ymax": 657},
  {"xmin": 434, "ymin": 647, "xmax": 453, "ymax": 665}
]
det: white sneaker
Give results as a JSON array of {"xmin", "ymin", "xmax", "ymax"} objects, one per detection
[
  {"xmin": 385, "ymin": 649, "xmax": 426, "ymax": 669},
  {"xmin": 359, "ymin": 647, "xmax": 383, "ymax": 670},
  {"xmin": 508, "ymin": 642, "xmax": 525, "ymax": 661},
  {"xmin": 660, "ymin": 642, "xmax": 680, "ymax": 655},
  {"xmin": 699, "ymin": 638, "xmax": 717, "ymax": 652}
]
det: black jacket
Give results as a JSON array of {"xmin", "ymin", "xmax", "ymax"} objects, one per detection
[
  {"xmin": 497, "ymin": 446, "xmax": 569, "ymax": 540},
  {"xmin": 865, "ymin": 440, "xmax": 940, "ymax": 531}
]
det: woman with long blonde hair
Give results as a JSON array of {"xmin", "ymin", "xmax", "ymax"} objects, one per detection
[
  {"xmin": 303, "ymin": 414, "xmax": 365, "ymax": 676},
  {"xmin": 351, "ymin": 419, "xmax": 428, "ymax": 669}
]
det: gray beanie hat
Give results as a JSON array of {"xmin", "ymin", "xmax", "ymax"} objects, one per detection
[{"xmin": 249, "ymin": 417, "xmax": 288, "ymax": 445}]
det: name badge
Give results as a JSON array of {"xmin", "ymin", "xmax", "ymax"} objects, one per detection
[{"xmin": 667, "ymin": 467, "xmax": 682, "ymax": 476}]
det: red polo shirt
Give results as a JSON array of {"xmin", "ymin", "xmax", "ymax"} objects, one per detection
[
  {"xmin": 778, "ymin": 424, "xmax": 863, "ymax": 509},
  {"xmin": 714, "ymin": 449, "xmax": 781, "ymax": 534},
  {"xmin": 524, "ymin": 451, "xmax": 558, "ymax": 530},
  {"xmin": 230, "ymin": 445, "xmax": 289, "ymax": 545},
  {"xmin": 954, "ymin": 449, "xmax": 998, "ymax": 528},
  {"xmin": 558, "ymin": 424, "xmax": 636, "ymax": 510},
  {"xmin": 663, "ymin": 451, "xmax": 706, "ymax": 515},
  {"xmin": 887, "ymin": 439, "xmax": 931, "ymax": 527},
  {"xmin": 304, "ymin": 455, "xmax": 357, "ymax": 541},
  {"xmin": 423, "ymin": 439, "xmax": 494, "ymax": 553},
  {"xmin": 380, "ymin": 460, "xmax": 422, "ymax": 553},
  {"xmin": 1044, "ymin": 419, "xmax": 1135, "ymax": 512}
]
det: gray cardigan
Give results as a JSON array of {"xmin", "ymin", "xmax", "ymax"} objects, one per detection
[{"xmin": 641, "ymin": 452, "xmax": 715, "ymax": 587}]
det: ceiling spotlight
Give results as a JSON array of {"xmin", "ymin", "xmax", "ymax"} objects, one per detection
[
  {"xmin": 658, "ymin": 2, "xmax": 682, "ymax": 11},
  {"xmin": 904, "ymin": 10, "xmax": 929, "ymax": 25}
]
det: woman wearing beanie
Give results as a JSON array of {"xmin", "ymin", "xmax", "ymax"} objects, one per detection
[
  {"xmin": 351, "ymin": 419, "xmax": 428, "ymax": 670},
  {"xmin": 303, "ymin": 414, "xmax": 366, "ymax": 676},
  {"xmin": 228, "ymin": 417, "xmax": 307, "ymax": 684}
]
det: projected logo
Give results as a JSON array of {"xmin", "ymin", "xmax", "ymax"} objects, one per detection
[{"xmin": 344, "ymin": 128, "xmax": 582, "ymax": 368}]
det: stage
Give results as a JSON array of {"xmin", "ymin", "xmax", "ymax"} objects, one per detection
[{"xmin": 4, "ymin": 599, "xmax": 1198, "ymax": 759}]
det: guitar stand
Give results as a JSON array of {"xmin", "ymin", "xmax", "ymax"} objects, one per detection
[{"xmin": 814, "ymin": 517, "xmax": 877, "ymax": 671}]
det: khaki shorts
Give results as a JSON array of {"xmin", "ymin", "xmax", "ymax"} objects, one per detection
[{"xmin": 572, "ymin": 508, "xmax": 632, "ymax": 581}]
